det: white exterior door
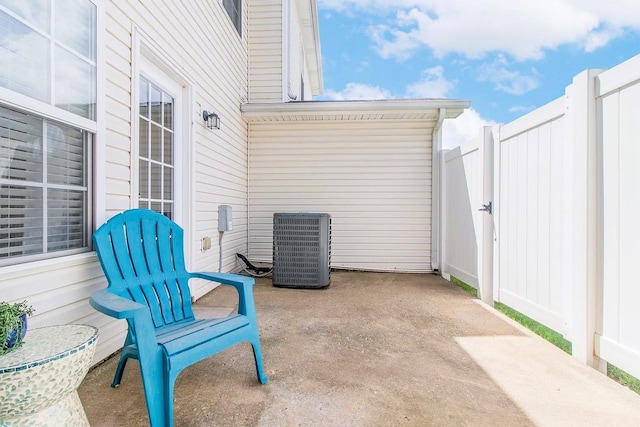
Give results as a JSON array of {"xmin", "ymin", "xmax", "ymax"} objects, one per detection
[{"xmin": 136, "ymin": 56, "xmax": 184, "ymax": 224}]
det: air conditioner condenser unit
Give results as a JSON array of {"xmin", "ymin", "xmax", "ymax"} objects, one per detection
[{"xmin": 272, "ymin": 213, "xmax": 331, "ymax": 289}]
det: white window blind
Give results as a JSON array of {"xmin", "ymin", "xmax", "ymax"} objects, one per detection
[{"xmin": 0, "ymin": 105, "xmax": 90, "ymax": 263}]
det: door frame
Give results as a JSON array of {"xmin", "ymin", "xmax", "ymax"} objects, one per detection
[{"xmin": 131, "ymin": 27, "xmax": 195, "ymax": 266}]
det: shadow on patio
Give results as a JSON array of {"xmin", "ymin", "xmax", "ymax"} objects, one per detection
[{"xmin": 78, "ymin": 272, "xmax": 640, "ymax": 426}]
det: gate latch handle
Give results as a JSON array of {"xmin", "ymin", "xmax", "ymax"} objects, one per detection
[{"xmin": 479, "ymin": 201, "xmax": 492, "ymax": 214}]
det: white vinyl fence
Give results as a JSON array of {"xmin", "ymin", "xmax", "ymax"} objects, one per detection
[
  {"xmin": 442, "ymin": 127, "xmax": 493, "ymax": 304},
  {"xmin": 495, "ymin": 97, "xmax": 573, "ymax": 336},
  {"xmin": 443, "ymin": 53, "xmax": 640, "ymax": 377},
  {"xmin": 598, "ymin": 54, "xmax": 640, "ymax": 380}
]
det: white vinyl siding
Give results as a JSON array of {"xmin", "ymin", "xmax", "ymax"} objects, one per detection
[
  {"xmin": 2, "ymin": 0, "xmax": 253, "ymax": 365},
  {"xmin": 104, "ymin": 3, "xmax": 133, "ymax": 215},
  {"xmin": 248, "ymin": 0, "xmax": 283, "ymax": 102},
  {"xmin": 247, "ymin": 0, "xmax": 322, "ymax": 102},
  {"xmin": 98, "ymin": 0, "xmax": 251, "ymax": 361},
  {"xmin": 248, "ymin": 120, "xmax": 433, "ymax": 272}
]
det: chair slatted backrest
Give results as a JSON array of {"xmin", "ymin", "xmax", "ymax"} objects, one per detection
[{"xmin": 93, "ymin": 209, "xmax": 195, "ymax": 328}]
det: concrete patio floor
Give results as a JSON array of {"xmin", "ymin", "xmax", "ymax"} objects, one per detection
[{"xmin": 78, "ymin": 271, "xmax": 640, "ymax": 426}]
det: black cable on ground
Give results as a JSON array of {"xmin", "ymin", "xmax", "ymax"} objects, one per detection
[{"xmin": 236, "ymin": 253, "xmax": 273, "ymax": 277}]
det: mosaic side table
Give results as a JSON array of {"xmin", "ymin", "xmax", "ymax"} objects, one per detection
[{"xmin": 0, "ymin": 324, "xmax": 98, "ymax": 426}]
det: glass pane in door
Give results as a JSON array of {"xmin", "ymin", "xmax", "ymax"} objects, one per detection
[{"xmin": 138, "ymin": 76, "xmax": 174, "ymax": 218}]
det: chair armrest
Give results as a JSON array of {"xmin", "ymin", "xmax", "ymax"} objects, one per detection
[
  {"xmin": 90, "ymin": 289, "xmax": 147, "ymax": 320},
  {"xmin": 190, "ymin": 272, "xmax": 256, "ymax": 318}
]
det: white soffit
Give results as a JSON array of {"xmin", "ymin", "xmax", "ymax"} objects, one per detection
[{"xmin": 241, "ymin": 99, "xmax": 471, "ymax": 122}]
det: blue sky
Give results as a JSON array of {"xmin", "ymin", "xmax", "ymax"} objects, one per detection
[{"xmin": 315, "ymin": 0, "xmax": 640, "ymax": 146}]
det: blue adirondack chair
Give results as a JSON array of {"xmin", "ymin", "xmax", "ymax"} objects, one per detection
[{"xmin": 90, "ymin": 209, "xmax": 267, "ymax": 427}]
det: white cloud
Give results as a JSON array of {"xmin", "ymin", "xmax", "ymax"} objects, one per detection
[
  {"xmin": 405, "ymin": 66, "xmax": 454, "ymax": 98},
  {"xmin": 478, "ymin": 55, "xmax": 540, "ymax": 95},
  {"xmin": 443, "ymin": 108, "xmax": 497, "ymax": 150},
  {"xmin": 324, "ymin": 65, "xmax": 456, "ymax": 101},
  {"xmin": 319, "ymin": 0, "xmax": 420, "ymax": 13},
  {"xmin": 323, "ymin": 83, "xmax": 394, "ymax": 100},
  {"xmin": 583, "ymin": 29, "xmax": 621, "ymax": 52},
  {"xmin": 320, "ymin": 0, "xmax": 640, "ymax": 61},
  {"xmin": 368, "ymin": 25, "xmax": 421, "ymax": 61}
]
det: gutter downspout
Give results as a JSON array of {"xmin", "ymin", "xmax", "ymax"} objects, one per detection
[{"xmin": 431, "ymin": 108, "xmax": 446, "ymax": 272}]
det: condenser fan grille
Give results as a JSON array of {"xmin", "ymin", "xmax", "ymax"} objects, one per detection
[{"xmin": 272, "ymin": 213, "xmax": 331, "ymax": 288}]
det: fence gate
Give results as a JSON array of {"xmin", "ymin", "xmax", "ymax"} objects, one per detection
[{"xmin": 442, "ymin": 127, "xmax": 494, "ymax": 304}]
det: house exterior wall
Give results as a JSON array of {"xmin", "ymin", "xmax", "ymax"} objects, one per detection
[
  {"xmin": 247, "ymin": 119, "xmax": 434, "ymax": 272},
  {"xmin": 248, "ymin": 0, "xmax": 318, "ymax": 102},
  {"xmin": 248, "ymin": 0, "xmax": 283, "ymax": 102},
  {"xmin": 1, "ymin": 0, "xmax": 254, "ymax": 365},
  {"xmin": 102, "ymin": 0, "xmax": 252, "ymax": 362}
]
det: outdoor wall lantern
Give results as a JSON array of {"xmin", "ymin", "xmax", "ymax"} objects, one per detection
[{"xmin": 202, "ymin": 110, "xmax": 220, "ymax": 129}]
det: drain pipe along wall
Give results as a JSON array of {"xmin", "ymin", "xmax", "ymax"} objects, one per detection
[{"xmin": 431, "ymin": 108, "xmax": 446, "ymax": 272}]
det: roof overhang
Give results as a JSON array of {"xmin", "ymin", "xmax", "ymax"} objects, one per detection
[
  {"xmin": 296, "ymin": 0, "xmax": 323, "ymax": 95},
  {"xmin": 241, "ymin": 99, "xmax": 471, "ymax": 122}
]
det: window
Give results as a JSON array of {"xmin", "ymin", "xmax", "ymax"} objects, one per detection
[
  {"xmin": 223, "ymin": 0, "xmax": 241, "ymax": 35},
  {"xmin": 0, "ymin": 0, "xmax": 96, "ymax": 265},
  {"xmin": 0, "ymin": 106, "xmax": 91, "ymax": 263},
  {"xmin": 138, "ymin": 76, "xmax": 174, "ymax": 220}
]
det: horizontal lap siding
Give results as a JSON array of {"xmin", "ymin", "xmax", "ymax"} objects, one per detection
[
  {"xmin": 0, "ymin": 4, "xmax": 137, "ymax": 366},
  {"xmin": 98, "ymin": 0, "xmax": 250, "ymax": 362},
  {"xmin": 0, "ymin": 0, "xmax": 253, "ymax": 365},
  {"xmin": 104, "ymin": 4, "xmax": 133, "ymax": 215},
  {"xmin": 249, "ymin": 0, "xmax": 283, "ymax": 102},
  {"xmin": 248, "ymin": 120, "xmax": 433, "ymax": 272},
  {"xmin": 109, "ymin": 0, "xmax": 250, "ymax": 320}
]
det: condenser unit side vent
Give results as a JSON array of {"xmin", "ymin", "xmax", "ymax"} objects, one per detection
[{"xmin": 272, "ymin": 213, "xmax": 331, "ymax": 288}]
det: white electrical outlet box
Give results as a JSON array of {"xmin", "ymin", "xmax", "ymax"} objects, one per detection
[
  {"xmin": 201, "ymin": 236, "xmax": 212, "ymax": 251},
  {"xmin": 218, "ymin": 205, "xmax": 233, "ymax": 231}
]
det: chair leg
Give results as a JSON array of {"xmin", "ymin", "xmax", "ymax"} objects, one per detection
[
  {"xmin": 164, "ymin": 371, "xmax": 178, "ymax": 427},
  {"xmin": 111, "ymin": 345, "xmax": 138, "ymax": 387},
  {"xmin": 138, "ymin": 353, "xmax": 168, "ymax": 427},
  {"xmin": 250, "ymin": 333, "xmax": 268, "ymax": 384},
  {"xmin": 111, "ymin": 356, "xmax": 129, "ymax": 388}
]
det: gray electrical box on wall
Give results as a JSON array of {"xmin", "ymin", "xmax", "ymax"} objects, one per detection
[{"xmin": 218, "ymin": 205, "xmax": 233, "ymax": 231}]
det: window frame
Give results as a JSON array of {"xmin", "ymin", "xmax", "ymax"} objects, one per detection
[
  {"xmin": 0, "ymin": 2, "xmax": 98, "ymax": 132},
  {"xmin": 222, "ymin": 0, "xmax": 242, "ymax": 36},
  {"xmin": 0, "ymin": 0, "xmax": 100, "ymax": 267}
]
